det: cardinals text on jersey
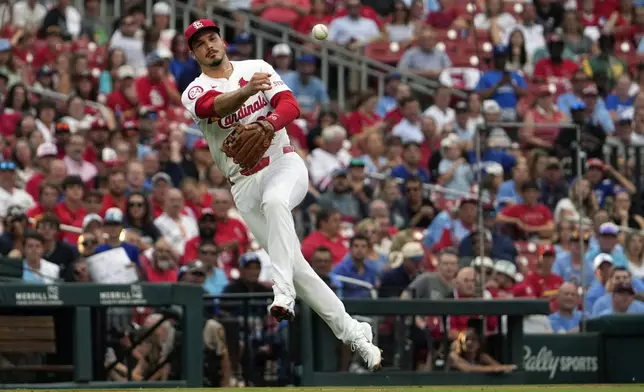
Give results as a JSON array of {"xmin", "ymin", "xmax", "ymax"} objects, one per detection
[{"xmin": 181, "ymin": 60, "xmax": 293, "ymax": 179}]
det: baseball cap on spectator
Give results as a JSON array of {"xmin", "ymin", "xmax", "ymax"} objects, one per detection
[
  {"xmin": 37, "ymin": 66, "xmax": 56, "ymax": 78},
  {"xmin": 385, "ymin": 72, "xmax": 402, "ymax": 82},
  {"xmin": 178, "ymin": 260, "xmax": 208, "ymax": 280},
  {"xmin": 158, "ymin": 48, "xmax": 173, "ymax": 61},
  {"xmin": 483, "ymin": 100, "xmax": 501, "ymax": 114},
  {"xmin": 199, "ymin": 208, "xmax": 215, "ymax": 220},
  {"xmin": 0, "ymin": 161, "xmax": 16, "ymax": 171},
  {"xmin": 440, "ymin": 134, "xmax": 459, "ymax": 149},
  {"xmin": 297, "ymin": 55, "xmax": 317, "ymax": 63},
  {"xmin": 593, "ymin": 253, "xmax": 613, "ymax": 270},
  {"xmin": 539, "ymin": 244, "xmax": 556, "ymax": 257},
  {"xmin": 184, "ymin": 19, "xmax": 220, "ymax": 48},
  {"xmin": 82, "ymin": 213, "xmax": 103, "ymax": 229},
  {"xmin": 613, "ymin": 282, "xmax": 635, "ymax": 295},
  {"xmin": 152, "ymin": 1, "xmax": 171, "ymax": 15},
  {"xmin": 104, "ymin": 207, "xmax": 124, "ymax": 225},
  {"xmin": 193, "ymin": 139, "xmax": 209, "ymax": 150},
  {"xmin": 151, "ymin": 172, "xmax": 172, "ymax": 185},
  {"xmin": 471, "ymin": 256, "xmax": 495, "ymax": 269},
  {"xmin": 56, "ymin": 122, "xmax": 71, "ymax": 134},
  {"xmin": 458, "ymin": 196, "xmax": 477, "ymax": 208},
  {"xmin": 234, "ymin": 32, "xmax": 253, "ymax": 45},
  {"xmin": 494, "ymin": 259, "xmax": 519, "ymax": 281},
  {"xmin": 146, "ymin": 52, "xmax": 164, "ymax": 67},
  {"xmin": 545, "ymin": 157, "xmax": 562, "ymax": 170},
  {"xmin": 582, "ymin": 84, "xmax": 599, "ymax": 96},
  {"xmin": 6, "ymin": 205, "xmax": 25, "ymax": 219},
  {"xmin": 272, "ymin": 43, "xmax": 291, "ymax": 57},
  {"xmin": 521, "ymin": 180, "xmax": 540, "ymax": 192},
  {"xmin": 401, "ymin": 241, "xmax": 424, "ymax": 261},
  {"xmin": 332, "ymin": 168, "xmax": 348, "ymax": 178},
  {"xmin": 619, "ymin": 108, "xmax": 634, "ymax": 124},
  {"xmin": 599, "ymin": 222, "xmax": 620, "ymax": 236},
  {"xmin": 570, "ymin": 102, "xmax": 587, "ymax": 112},
  {"xmin": 484, "ymin": 162, "xmax": 503, "ymax": 176},
  {"xmin": 91, "ymin": 118, "xmax": 107, "ymax": 130},
  {"xmin": 122, "ymin": 120, "xmax": 139, "ymax": 132},
  {"xmin": 585, "ymin": 158, "xmax": 604, "ymax": 171},
  {"xmin": 240, "ymin": 252, "xmax": 261, "ymax": 268},
  {"xmin": 153, "ymin": 133, "xmax": 169, "ymax": 146},
  {"xmin": 348, "ymin": 158, "xmax": 365, "ymax": 168},
  {"xmin": 0, "ymin": 39, "xmax": 11, "ymax": 52},
  {"xmin": 454, "ymin": 101, "xmax": 468, "ymax": 112},
  {"xmin": 117, "ymin": 65, "xmax": 136, "ymax": 80},
  {"xmin": 36, "ymin": 142, "xmax": 58, "ymax": 158}
]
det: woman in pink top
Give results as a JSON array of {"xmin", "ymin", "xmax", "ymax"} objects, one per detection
[{"xmin": 520, "ymin": 85, "xmax": 569, "ymax": 149}]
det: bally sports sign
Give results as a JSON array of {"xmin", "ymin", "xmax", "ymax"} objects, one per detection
[{"xmin": 523, "ymin": 335, "xmax": 600, "ymax": 383}]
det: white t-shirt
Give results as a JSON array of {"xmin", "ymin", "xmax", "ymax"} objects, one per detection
[
  {"xmin": 154, "ymin": 213, "xmax": 199, "ymax": 257},
  {"xmin": 423, "ymin": 105, "xmax": 455, "ymax": 132},
  {"xmin": 473, "ymin": 12, "xmax": 517, "ymax": 37},
  {"xmin": 629, "ymin": 260, "xmax": 644, "ymax": 279},
  {"xmin": 307, "ymin": 147, "xmax": 352, "ymax": 190},
  {"xmin": 23, "ymin": 259, "xmax": 60, "ymax": 284},
  {"xmin": 182, "ymin": 59, "xmax": 292, "ymax": 182},
  {"xmin": 392, "ymin": 118, "xmax": 424, "ymax": 144},
  {"xmin": 327, "ymin": 16, "xmax": 380, "ymax": 46}
]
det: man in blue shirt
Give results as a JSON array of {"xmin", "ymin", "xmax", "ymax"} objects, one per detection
[
  {"xmin": 558, "ymin": 70, "xmax": 606, "ymax": 117},
  {"xmin": 549, "ymin": 282, "xmax": 583, "ymax": 333},
  {"xmin": 584, "ymin": 223, "xmax": 628, "ymax": 285},
  {"xmin": 596, "ymin": 283, "xmax": 644, "ymax": 316},
  {"xmin": 282, "ymin": 55, "xmax": 330, "ymax": 116},
  {"xmin": 390, "ymin": 142, "xmax": 430, "ymax": 183},
  {"xmin": 95, "ymin": 207, "xmax": 140, "ymax": 265},
  {"xmin": 375, "ymin": 73, "xmax": 401, "ymax": 117},
  {"xmin": 604, "ymin": 74, "xmax": 634, "ymax": 118},
  {"xmin": 496, "ymin": 160, "xmax": 529, "ymax": 207},
  {"xmin": 466, "ymin": 127, "xmax": 516, "ymax": 174},
  {"xmin": 475, "ymin": 45, "xmax": 527, "ymax": 121},
  {"xmin": 310, "ymin": 246, "xmax": 344, "ymax": 298},
  {"xmin": 581, "ymin": 84, "xmax": 615, "ymax": 133},
  {"xmin": 332, "ymin": 234, "xmax": 378, "ymax": 298},
  {"xmin": 591, "ymin": 267, "xmax": 644, "ymax": 316},
  {"xmin": 583, "ymin": 158, "xmax": 635, "ymax": 208},
  {"xmin": 197, "ymin": 240, "xmax": 228, "ymax": 296}
]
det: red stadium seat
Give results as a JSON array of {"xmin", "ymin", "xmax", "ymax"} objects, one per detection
[{"xmin": 363, "ymin": 41, "xmax": 403, "ymax": 64}]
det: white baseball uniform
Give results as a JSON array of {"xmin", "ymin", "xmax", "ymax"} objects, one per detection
[{"xmin": 181, "ymin": 60, "xmax": 361, "ymax": 344}]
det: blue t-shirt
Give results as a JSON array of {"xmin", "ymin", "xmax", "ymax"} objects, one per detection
[
  {"xmin": 95, "ymin": 242, "xmax": 140, "ymax": 266},
  {"xmin": 604, "ymin": 94, "xmax": 634, "ymax": 114},
  {"xmin": 281, "ymin": 73, "xmax": 330, "ymax": 113},
  {"xmin": 424, "ymin": 210, "xmax": 452, "ymax": 249},
  {"xmin": 203, "ymin": 268, "xmax": 229, "ymax": 296},
  {"xmin": 586, "ymin": 278, "xmax": 644, "ymax": 310},
  {"xmin": 375, "ymin": 95, "xmax": 397, "ymax": 117},
  {"xmin": 390, "ymin": 164, "xmax": 430, "ymax": 183},
  {"xmin": 475, "ymin": 70, "xmax": 527, "ymax": 109},
  {"xmin": 597, "ymin": 299, "xmax": 644, "ymax": 317},
  {"xmin": 467, "ymin": 149, "xmax": 516, "ymax": 175},
  {"xmin": 552, "ymin": 252, "xmax": 582, "ymax": 286},
  {"xmin": 332, "ymin": 258, "xmax": 378, "ymax": 298},
  {"xmin": 591, "ymin": 178, "xmax": 617, "ymax": 208},
  {"xmin": 497, "ymin": 180, "xmax": 524, "ymax": 207},
  {"xmin": 549, "ymin": 310, "xmax": 583, "ymax": 332}
]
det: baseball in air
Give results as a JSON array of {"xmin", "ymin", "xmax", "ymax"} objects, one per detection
[{"xmin": 312, "ymin": 24, "xmax": 328, "ymax": 40}]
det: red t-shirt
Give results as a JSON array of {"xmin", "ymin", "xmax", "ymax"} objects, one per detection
[
  {"xmin": 301, "ymin": 230, "xmax": 348, "ymax": 264},
  {"xmin": 426, "ymin": 8, "xmax": 462, "ymax": 29},
  {"xmin": 83, "ymin": 145, "xmax": 98, "ymax": 164},
  {"xmin": 53, "ymin": 201, "xmax": 87, "ymax": 244},
  {"xmin": 184, "ymin": 193, "xmax": 213, "ymax": 220},
  {"xmin": 32, "ymin": 45, "xmax": 57, "ymax": 68},
  {"xmin": 499, "ymin": 203, "xmax": 553, "ymax": 228},
  {"xmin": 384, "ymin": 107, "xmax": 403, "ymax": 132},
  {"xmin": 342, "ymin": 110, "xmax": 381, "ymax": 137},
  {"xmin": 100, "ymin": 193, "xmax": 127, "ymax": 217},
  {"xmin": 447, "ymin": 291, "xmax": 499, "ymax": 336},
  {"xmin": 593, "ymin": 0, "xmax": 619, "ymax": 19},
  {"xmin": 25, "ymin": 172, "xmax": 45, "ymax": 200},
  {"xmin": 142, "ymin": 259, "xmax": 178, "ymax": 282},
  {"xmin": 135, "ymin": 76, "xmax": 176, "ymax": 112},
  {"xmin": 533, "ymin": 58, "xmax": 580, "ymax": 80},
  {"xmin": 106, "ymin": 90, "xmax": 137, "ymax": 118},
  {"xmin": 0, "ymin": 110, "xmax": 22, "ymax": 137},
  {"xmin": 524, "ymin": 271, "xmax": 563, "ymax": 298},
  {"xmin": 26, "ymin": 203, "xmax": 53, "ymax": 223},
  {"xmin": 294, "ymin": 14, "xmax": 333, "ymax": 35}
]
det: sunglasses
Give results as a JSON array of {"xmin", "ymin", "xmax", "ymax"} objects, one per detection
[
  {"xmin": 82, "ymin": 239, "xmax": 98, "ymax": 247},
  {"xmin": 128, "ymin": 202, "xmax": 145, "ymax": 207},
  {"xmin": 199, "ymin": 250, "xmax": 218, "ymax": 255}
]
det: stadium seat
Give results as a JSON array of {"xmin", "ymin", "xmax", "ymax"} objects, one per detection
[{"xmin": 363, "ymin": 41, "xmax": 403, "ymax": 64}]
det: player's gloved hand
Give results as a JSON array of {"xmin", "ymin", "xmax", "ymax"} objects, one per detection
[
  {"xmin": 221, "ymin": 120, "xmax": 276, "ymax": 170},
  {"xmin": 242, "ymin": 72, "xmax": 272, "ymax": 95}
]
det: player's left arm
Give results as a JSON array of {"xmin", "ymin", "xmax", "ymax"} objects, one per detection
[{"xmin": 260, "ymin": 61, "xmax": 301, "ymax": 131}]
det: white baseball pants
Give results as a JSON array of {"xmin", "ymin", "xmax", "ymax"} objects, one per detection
[{"xmin": 230, "ymin": 152, "xmax": 360, "ymax": 344}]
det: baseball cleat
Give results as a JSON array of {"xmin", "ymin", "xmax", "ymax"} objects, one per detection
[
  {"xmin": 350, "ymin": 322, "xmax": 383, "ymax": 371},
  {"xmin": 268, "ymin": 294, "xmax": 295, "ymax": 322}
]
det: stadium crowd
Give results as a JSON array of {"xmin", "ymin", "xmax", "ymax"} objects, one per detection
[{"xmin": 1, "ymin": 0, "xmax": 644, "ymax": 384}]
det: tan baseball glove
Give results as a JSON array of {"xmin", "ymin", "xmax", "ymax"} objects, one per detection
[{"xmin": 221, "ymin": 120, "xmax": 275, "ymax": 170}]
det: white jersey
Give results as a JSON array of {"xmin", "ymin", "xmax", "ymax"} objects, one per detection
[{"xmin": 181, "ymin": 60, "xmax": 292, "ymax": 180}]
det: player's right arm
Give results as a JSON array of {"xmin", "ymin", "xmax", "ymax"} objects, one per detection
[{"xmin": 181, "ymin": 74, "xmax": 273, "ymax": 121}]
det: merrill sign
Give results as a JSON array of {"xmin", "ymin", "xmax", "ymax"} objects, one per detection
[
  {"xmin": 99, "ymin": 284, "xmax": 147, "ymax": 305},
  {"xmin": 15, "ymin": 286, "xmax": 62, "ymax": 306},
  {"xmin": 524, "ymin": 345, "xmax": 598, "ymax": 380}
]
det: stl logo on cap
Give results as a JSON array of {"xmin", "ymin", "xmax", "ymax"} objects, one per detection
[{"xmin": 193, "ymin": 21, "xmax": 204, "ymax": 29}]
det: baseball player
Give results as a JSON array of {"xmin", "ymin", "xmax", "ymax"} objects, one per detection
[{"xmin": 180, "ymin": 20, "xmax": 382, "ymax": 370}]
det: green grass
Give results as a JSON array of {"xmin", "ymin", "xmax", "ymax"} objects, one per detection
[{"xmin": 9, "ymin": 386, "xmax": 644, "ymax": 392}]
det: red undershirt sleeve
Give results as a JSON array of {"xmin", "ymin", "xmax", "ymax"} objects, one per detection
[
  {"xmin": 194, "ymin": 90, "xmax": 223, "ymax": 119},
  {"xmin": 266, "ymin": 91, "xmax": 301, "ymax": 131}
]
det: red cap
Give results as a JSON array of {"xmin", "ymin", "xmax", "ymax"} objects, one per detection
[
  {"xmin": 122, "ymin": 120, "xmax": 139, "ymax": 131},
  {"xmin": 539, "ymin": 244, "xmax": 556, "ymax": 257},
  {"xmin": 537, "ymin": 84, "xmax": 554, "ymax": 96},
  {"xmin": 184, "ymin": 19, "xmax": 220, "ymax": 47},
  {"xmin": 193, "ymin": 139, "xmax": 209, "ymax": 150},
  {"xmin": 586, "ymin": 158, "xmax": 604, "ymax": 170}
]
